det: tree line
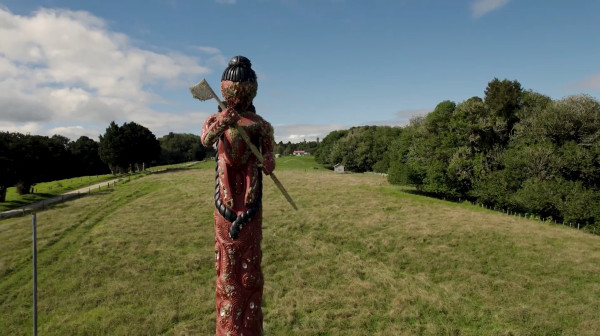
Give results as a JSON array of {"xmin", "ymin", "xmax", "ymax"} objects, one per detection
[
  {"xmin": 315, "ymin": 126, "xmax": 402, "ymax": 173},
  {"xmin": 4, "ymin": 79, "xmax": 598, "ymax": 227},
  {"xmin": 0, "ymin": 133, "xmax": 109, "ymax": 201},
  {"xmin": 158, "ymin": 132, "xmax": 211, "ymax": 164},
  {"xmin": 0, "ymin": 121, "xmax": 209, "ymax": 202},
  {"xmin": 98, "ymin": 121, "xmax": 161, "ymax": 174},
  {"xmin": 100, "ymin": 122, "xmax": 210, "ymax": 173},
  {"xmin": 275, "ymin": 139, "xmax": 319, "ymax": 156},
  {"xmin": 316, "ymin": 78, "xmax": 600, "ymax": 228}
]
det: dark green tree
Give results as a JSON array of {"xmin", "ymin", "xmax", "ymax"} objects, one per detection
[
  {"xmin": 99, "ymin": 121, "xmax": 161, "ymax": 173},
  {"xmin": 13, "ymin": 134, "xmax": 55, "ymax": 194},
  {"xmin": 0, "ymin": 132, "xmax": 18, "ymax": 201},
  {"xmin": 121, "ymin": 122, "xmax": 161, "ymax": 171},
  {"xmin": 158, "ymin": 132, "xmax": 206, "ymax": 164},
  {"xmin": 47, "ymin": 135, "xmax": 73, "ymax": 180},
  {"xmin": 70, "ymin": 136, "xmax": 109, "ymax": 176},
  {"xmin": 99, "ymin": 121, "xmax": 126, "ymax": 173},
  {"xmin": 282, "ymin": 142, "xmax": 294, "ymax": 156},
  {"xmin": 314, "ymin": 129, "xmax": 348, "ymax": 166},
  {"xmin": 314, "ymin": 126, "xmax": 400, "ymax": 172},
  {"xmin": 387, "ymin": 120, "xmax": 424, "ymax": 186},
  {"xmin": 424, "ymin": 100, "xmax": 455, "ymax": 135},
  {"xmin": 484, "ymin": 78, "xmax": 523, "ymax": 145}
]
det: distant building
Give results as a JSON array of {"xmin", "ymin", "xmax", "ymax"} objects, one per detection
[
  {"xmin": 334, "ymin": 163, "xmax": 345, "ymax": 173},
  {"xmin": 293, "ymin": 150, "xmax": 309, "ymax": 156}
]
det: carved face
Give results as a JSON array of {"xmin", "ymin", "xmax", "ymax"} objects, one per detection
[{"xmin": 221, "ymin": 80, "xmax": 258, "ymax": 111}]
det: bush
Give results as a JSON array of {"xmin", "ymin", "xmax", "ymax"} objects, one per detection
[{"xmin": 16, "ymin": 181, "xmax": 32, "ymax": 195}]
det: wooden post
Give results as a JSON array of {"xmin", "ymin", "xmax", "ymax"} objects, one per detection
[{"xmin": 32, "ymin": 213, "xmax": 38, "ymax": 336}]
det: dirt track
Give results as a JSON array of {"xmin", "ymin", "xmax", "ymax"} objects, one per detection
[
  {"xmin": 0, "ymin": 162, "xmax": 200, "ymax": 220},
  {"xmin": 0, "ymin": 178, "xmax": 123, "ymax": 220}
]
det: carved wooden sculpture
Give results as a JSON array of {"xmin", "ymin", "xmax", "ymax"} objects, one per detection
[{"xmin": 200, "ymin": 56, "xmax": 274, "ymax": 336}]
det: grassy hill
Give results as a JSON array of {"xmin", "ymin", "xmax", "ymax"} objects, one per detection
[
  {"xmin": 0, "ymin": 174, "xmax": 116, "ymax": 212},
  {"xmin": 1, "ymin": 157, "xmax": 599, "ymax": 335}
]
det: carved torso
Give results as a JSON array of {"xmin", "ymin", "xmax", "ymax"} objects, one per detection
[{"xmin": 203, "ymin": 111, "xmax": 274, "ymax": 210}]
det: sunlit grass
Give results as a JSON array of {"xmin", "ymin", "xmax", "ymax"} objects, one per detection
[
  {"xmin": 1, "ymin": 174, "xmax": 115, "ymax": 212},
  {"xmin": 1, "ymin": 163, "xmax": 599, "ymax": 335},
  {"xmin": 275, "ymin": 155, "xmax": 325, "ymax": 171},
  {"xmin": 193, "ymin": 155, "xmax": 325, "ymax": 171},
  {"xmin": 0, "ymin": 162, "xmax": 202, "ymax": 213}
]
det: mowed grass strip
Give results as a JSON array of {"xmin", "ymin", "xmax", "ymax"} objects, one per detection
[{"xmin": 0, "ymin": 160, "xmax": 599, "ymax": 335}]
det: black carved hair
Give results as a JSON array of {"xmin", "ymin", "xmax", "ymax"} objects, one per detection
[{"xmin": 221, "ymin": 55, "xmax": 257, "ymax": 82}]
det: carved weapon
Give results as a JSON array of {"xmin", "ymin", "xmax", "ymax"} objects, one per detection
[{"xmin": 190, "ymin": 79, "xmax": 298, "ymax": 210}]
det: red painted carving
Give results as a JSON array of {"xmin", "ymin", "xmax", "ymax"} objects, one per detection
[{"xmin": 201, "ymin": 62, "xmax": 274, "ymax": 335}]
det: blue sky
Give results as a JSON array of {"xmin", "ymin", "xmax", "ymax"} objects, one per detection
[{"xmin": 1, "ymin": 0, "xmax": 599, "ymax": 143}]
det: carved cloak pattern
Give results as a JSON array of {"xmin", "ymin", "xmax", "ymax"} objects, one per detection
[{"xmin": 201, "ymin": 108, "xmax": 274, "ymax": 336}]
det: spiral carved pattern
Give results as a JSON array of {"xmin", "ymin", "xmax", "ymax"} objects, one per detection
[
  {"xmin": 214, "ymin": 156, "xmax": 262, "ymax": 239},
  {"xmin": 213, "ymin": 154, "xmax": 264, "ymax": 336}
]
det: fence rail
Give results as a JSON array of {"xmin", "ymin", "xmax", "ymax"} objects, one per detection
[
  {"xmin": 0, "ymin": 180, "xmax": 120, "ymax": 220},
  {"xmin": 0, "ymin": 162, "xmax": 198, "ymax": 220}
]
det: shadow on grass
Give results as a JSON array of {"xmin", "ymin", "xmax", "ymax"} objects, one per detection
[
  {"xmin": 151, "ymin": 167, "xmax": 191, "ymax": 174},
  {"xmin": 1, "ymin": 190, "xmax": 115, "ymax": 219},
  {"xmin": 390, "ymin": 185, "xmax": 600, "ymax": 235},
  {"xmin": 400, "ymin": 188, "xmax": 467, "ymax": 203},
  {"xmin": 1, "ymin": 193, "xmax": 57, "ymax": 212}
]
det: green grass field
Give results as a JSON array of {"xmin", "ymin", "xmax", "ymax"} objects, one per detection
[
  {"xmin": 1, "ymin": 156, "xmax": 599, "ymax": 335},
  {"xmin": 1, "ymin": 174, "xmax": 116, "ymax": 212},
  {"xmin": 0, "ymin": 162, "xmax": 201, "ymax": 213}
]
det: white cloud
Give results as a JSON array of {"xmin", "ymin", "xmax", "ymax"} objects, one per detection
[
  {"xmin": 568, "ymin": 72, "xmax": 600, "ymax": 91},
  {"xmin": 470, "ymin": 0, "xmax": 510, "ymax": 18},
  {"xmin": 271, "ymin": 110, "xmax": 433, "ymax": 143},
  {"xmin": 0, "ymin": 7, "xmax": 222, "ymax": 139},
  {"xmin": 192, "ymin": 46, "xmax": 228, "ymax": 69},
  {"xmin": 46, "ymin": 125, "xmax": 100, "ymax": 140},
  {"xmin": 0, "ymin": 87, "xmax": 54, "ymax": 122},
  {"xmin": 0, "ymin": 121, "xmax": 43, "ymax": 135},
  {"xmin": 395, "ymin": 108, "xmax": 431, "ymax": 120},
  {"xmin": 193, "ymin": 46, "xmax": 221, "ymax": 54},
  {"xmin": 273, "ymin": 123, "xmax": 344, "ymax": 143},
  {"xmin": 126, "ymin": 110, "xmax": 211, "ymax": 138}
]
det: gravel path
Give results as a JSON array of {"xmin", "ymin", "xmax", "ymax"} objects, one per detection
[
  {"xmin": 0, "ymin": 162, "xmax": 200, "ymax": 220},
  {"xmin": 0, "ymin": 178, "xmax": 123, "ymax": 219}
]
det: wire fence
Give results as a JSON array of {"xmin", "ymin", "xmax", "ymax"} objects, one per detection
[
  {"xmin": 0, "ymin": 162, "xmax": 199, "ymax": 220},
  {"xmin": 461, "ymin": 200, "xmax": 599, "ymax": 236},
  {"xmin": 0, "ymin": 180, "xmax": 121, "ymax": 220}
]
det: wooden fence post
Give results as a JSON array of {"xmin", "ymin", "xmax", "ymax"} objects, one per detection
[{"xmin": 32, "ymin": 213, "xmax": 38, "ymax": 336}]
